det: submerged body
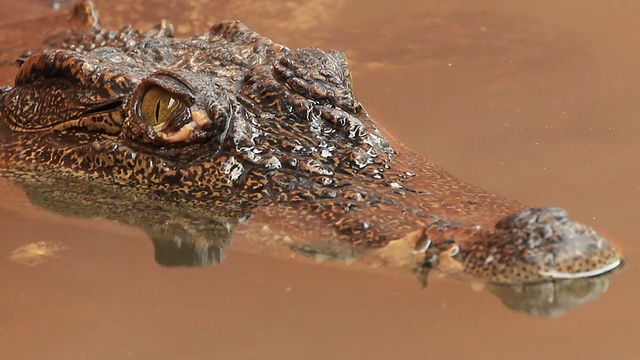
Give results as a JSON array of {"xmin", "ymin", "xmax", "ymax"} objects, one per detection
[{"xmin": 0, "ymin": 1, "xmax": 622, "ymax": 283}]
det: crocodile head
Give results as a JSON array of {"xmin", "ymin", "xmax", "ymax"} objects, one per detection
[{"xmin": 0, "ymin": 1, "xmax": 622, "ymax": 284}]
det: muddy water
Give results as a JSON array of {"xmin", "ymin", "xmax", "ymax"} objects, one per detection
[{"xmin": 1, "ymin": 0, "xmax": 639, "ymax": 359}]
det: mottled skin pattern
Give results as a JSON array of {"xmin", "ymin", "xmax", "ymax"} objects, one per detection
[{"xmin": 0, "ymin": 1, "xmax": 622, "ymax": 283}]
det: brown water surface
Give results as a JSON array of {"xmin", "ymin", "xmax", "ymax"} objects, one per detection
[{"xmin": 0, "ymin": 0, "xmax": 638, "ymax": 359}]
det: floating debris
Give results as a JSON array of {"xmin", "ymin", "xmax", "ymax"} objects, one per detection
[{"xmin": 9, "ymin": 241, "xmax": 67, "ymax": 267}]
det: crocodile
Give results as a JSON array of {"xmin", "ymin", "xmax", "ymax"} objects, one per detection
[{"xmin": 0, "ymin": 0, "xmax": 623, "ymax": 284}]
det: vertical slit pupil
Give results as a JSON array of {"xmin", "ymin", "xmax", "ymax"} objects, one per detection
[{"xmin": 154, "ymin": 100, "xmax": 161, "ymax": 122}]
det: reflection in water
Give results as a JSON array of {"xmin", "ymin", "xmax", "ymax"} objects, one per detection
[
  {"xmin": 487, "ymin": 278, "xmax": 611, "ymax": 318},
  {"xmin": 412, "ymin": 251, "xmax": 615, "ymax": 318},
  {"xmin": 7, "ymin": 172, "xmax": 241, "ymax": 267},
  {"xmin": 147, "ymin": 222, "xmax": 231, "ymax": 267},
  {"xmin": 1, "ymin": 171, "xmax": 615, "ymax": 318}
]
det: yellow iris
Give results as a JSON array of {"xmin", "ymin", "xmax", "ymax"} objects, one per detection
[{"xmin": 139, "ymin": 87, "xmax": 184, "ymax": 128}]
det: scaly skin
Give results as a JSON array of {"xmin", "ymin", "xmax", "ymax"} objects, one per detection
[{"xmin": 0, "ymin": 1, "xmax": 622, "ymax": 283}]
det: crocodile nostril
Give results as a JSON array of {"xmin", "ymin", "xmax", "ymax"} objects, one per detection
[
  {"xmin": 460, "ymin": 206, "xmax": 623, "ymax": 283},
  {"xmin": 495, "ymin": 207, "xmax": 568, "ymax": 231}
]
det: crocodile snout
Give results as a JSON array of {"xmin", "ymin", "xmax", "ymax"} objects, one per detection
[{"xmin": 457, "ymin": 207, "xmax": 623, "ymax": 283}]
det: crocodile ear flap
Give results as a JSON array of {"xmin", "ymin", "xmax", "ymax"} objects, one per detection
[
  {"xmin": 3, "ymin": 49, "xmax": 130, "ymax": 132},
  {"xmin": 14, "ymin": 49, "xmax": 134, "ymax": 93}
]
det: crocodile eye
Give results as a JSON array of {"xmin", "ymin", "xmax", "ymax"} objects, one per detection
[{"xmin": 139, "ymin": 87, "xmax": 185, "ymax": 128}]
